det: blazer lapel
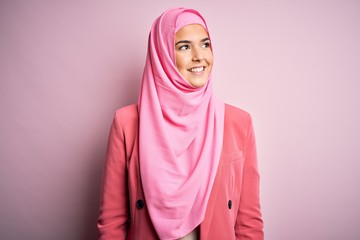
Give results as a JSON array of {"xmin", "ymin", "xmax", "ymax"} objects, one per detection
[{"xmin": 199, "ymin": 154, "xmax": 223, "ymax": 239}]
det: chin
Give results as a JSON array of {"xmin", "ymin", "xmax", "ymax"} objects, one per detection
[{"xmin": 188, "ymin": 79, "xmax": 208, "ymax": 88}]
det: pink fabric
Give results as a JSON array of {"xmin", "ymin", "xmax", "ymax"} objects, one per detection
[{"xmin": 138, "ymin": 8, "xmax": 225, "ymax": 240}]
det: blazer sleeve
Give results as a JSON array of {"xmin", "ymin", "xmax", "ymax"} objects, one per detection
[
  {"xmin": 97, "ymin": 114, "xmax": 129, "ymax": 240},
  {"xmin": 235, "ymin": 117, "xmax": 264, "ymax": 239}
]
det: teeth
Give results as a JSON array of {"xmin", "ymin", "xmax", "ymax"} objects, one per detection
[{"xmin": 189, "ymin": 67, "xmax": 204, "ymax": 72}]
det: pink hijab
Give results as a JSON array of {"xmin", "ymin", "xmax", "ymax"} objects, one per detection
[{"xmin": 138, "ymin": 8, "xmax": 225, "ymax": 239}]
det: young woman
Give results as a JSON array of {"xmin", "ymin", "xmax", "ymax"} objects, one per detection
[{"xmin": 97, "ymin": 7, "xmax": 264, "ymax": 240}]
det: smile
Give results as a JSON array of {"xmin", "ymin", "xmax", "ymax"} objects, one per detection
[{"xmin": 188, "ymin": 66, "xmax": 205, "ymax": 73}]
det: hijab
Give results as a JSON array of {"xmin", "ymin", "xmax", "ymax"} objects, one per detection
[{"xmin": 138, "ymin": 8, "xmax": 225, "ymax": 239}]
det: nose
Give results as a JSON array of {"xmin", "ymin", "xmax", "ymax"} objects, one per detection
[{"xmin": 192, "ymin": 47, "xmax": 204, "ymax": 62}]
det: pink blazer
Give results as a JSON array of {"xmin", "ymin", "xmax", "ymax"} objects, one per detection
[{"xmin": 97, "ymin": 104, "xmax": 264, "ymax": 240}]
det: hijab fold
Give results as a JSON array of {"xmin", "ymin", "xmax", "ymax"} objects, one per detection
[{"xmin": 138, "ymin": 8, "xmax": 225, "ymax": 239}]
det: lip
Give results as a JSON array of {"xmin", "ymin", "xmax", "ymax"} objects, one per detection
[{"xmin": 187, "ymin": 66, "xmax": 206, "ymax": 74}]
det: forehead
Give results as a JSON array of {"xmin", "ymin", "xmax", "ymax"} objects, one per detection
[{"xmin": 175, "ymin": 24, "xmax": 209, "ymax": 40}]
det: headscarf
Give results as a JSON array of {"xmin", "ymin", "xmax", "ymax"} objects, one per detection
[{"xmin": 138, "ymin": 7, "xmax": 225, "ymax": 239}]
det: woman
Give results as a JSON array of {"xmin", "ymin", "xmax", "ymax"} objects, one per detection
[{"xmin": 97, "ymin": 7, "xmax": 263, "ymax": 240}]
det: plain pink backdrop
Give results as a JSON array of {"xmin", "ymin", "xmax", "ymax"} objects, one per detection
[{"xmin": 1, "ymin": 1, "xmax": 359, "ymax": 239}]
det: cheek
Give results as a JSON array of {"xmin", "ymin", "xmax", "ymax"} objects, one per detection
[
  {"xmin": 175, "ymin": 53, "xmax": 182, "ymax": 69},
  {"xmin": 175, "ymin": 54, "xmax": 188, "ymax": 72},
  {"xmin": 207, "ymin": 52, "xmax": 214, "ymax": 65}
]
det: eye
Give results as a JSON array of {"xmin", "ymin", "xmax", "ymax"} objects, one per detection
[
  {"xmin": 202, "ymin": 41, "xmax": 211, "ymax": 48},
  {"xmin": 178, "ymin": 44, "xmax": 190, "ymax": 50}
]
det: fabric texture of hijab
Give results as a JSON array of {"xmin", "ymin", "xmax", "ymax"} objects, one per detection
[{"xmin": 138, "ymin": 8, "xmax": 225, "ymax": 239}]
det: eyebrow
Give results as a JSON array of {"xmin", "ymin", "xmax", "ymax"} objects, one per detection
[{"xmin": 175, "ymin": 38, "xmax": 210, "ymax": 46}]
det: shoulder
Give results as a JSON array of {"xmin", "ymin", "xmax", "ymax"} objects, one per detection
[
  {"xmin": 115, "ymin": 104, "xmax": 138, "ymax": 118},
  {"xmin": 114, "ymin": 104, "xmax": 138, "ymax": 130},
  {"xmin": 222, "ymin": 104, "xmax": 255, "ymax": 153},
  {"xmin": 224, "ymin": 103, "xmax": 253, "ymax": 130}
]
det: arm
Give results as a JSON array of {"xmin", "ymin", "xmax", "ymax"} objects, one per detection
[
  {"xmin": 235, "ymin": 118, "xmax": 264, "ymax": 239},
  {"xmin": 97, "ymin": 115, "xmax": 129, "ymax": 240}
]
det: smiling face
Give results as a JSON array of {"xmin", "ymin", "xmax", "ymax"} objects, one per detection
[{"xmin": 175, "ymin": 24, "xmax": 213, "ymax": 88}]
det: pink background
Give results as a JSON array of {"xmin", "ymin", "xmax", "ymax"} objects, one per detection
[{"xmin": 1, "ymin": 1, "xmax": 360, "ymax": 239}]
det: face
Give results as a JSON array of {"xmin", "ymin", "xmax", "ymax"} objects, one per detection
[{"xmin": 175, "ymin": 24, "xmax": 213, "ymax": 88}]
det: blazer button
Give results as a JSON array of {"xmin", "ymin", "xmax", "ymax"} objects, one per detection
[
  {"xmin": 136, "ymin": 199, "xmax": 144, "ymax": 209},
  {"xmin": 228, "ymin": 200, "xmax": 232, "ymax": 209}
]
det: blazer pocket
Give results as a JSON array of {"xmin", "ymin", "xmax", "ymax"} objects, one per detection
[
  {"xmin": 221, "ymin": 151, "xmax": 244, "ymax": 192},
  {"xmin": 222, "ymin": 150, "xmax": 244, "ymax": 164},
  {"xmin": 220, "ymin": 151, "xmax": 244, "ymax": 222}
]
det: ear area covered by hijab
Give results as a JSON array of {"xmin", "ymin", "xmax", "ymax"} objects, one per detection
[{"xmin": 138, "ymin": 7, "xmax": 225, "ymax": 239}]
